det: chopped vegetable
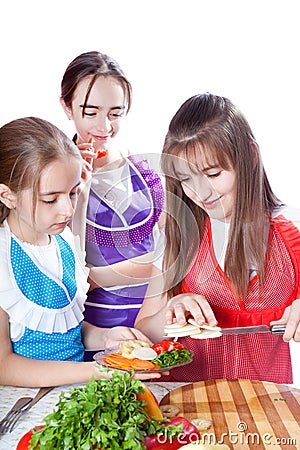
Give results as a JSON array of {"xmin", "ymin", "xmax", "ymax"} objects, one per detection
[
  {"xmin": 152, "ymin": 340, "xmax": 184, "ymax": 355},
  {"xmin": 119, "ymin": 339, "xmax": 151, "ymax": 359},
  {"xmin": 102, "ymin": 352, "xmax": 160, "ymax": 370},
  {"xmin": 160, "ymin": 404, "xmax": 181, "ymax": 418},
  {"xmin": 132, "ymin": 347, "xmax": 158, "ymax": 360},
  {"xmin": 151, "ymin": 349, "xmax": 192, "ymax": 369}
]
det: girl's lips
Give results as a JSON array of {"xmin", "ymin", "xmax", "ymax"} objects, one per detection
[
  {"xmin": 202, "ymin": 198, "xmax": 221, "ymax": 209},
  {"xmin": 55, "ymin": 221, "xmax": 69, "ymax": 228},
  {"xmin": 93, "ymin": 135, "xmax": 109, "ymax": 141}
]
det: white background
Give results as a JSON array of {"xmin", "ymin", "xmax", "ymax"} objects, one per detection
[{"xmin": 1, "ymin": 0, "xmax": 299, "ymax": 384}]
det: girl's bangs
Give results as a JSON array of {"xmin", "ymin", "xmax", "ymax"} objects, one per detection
[{"xmin": 163, "ymin": 139, "xmax": 231, "ymax": 179}]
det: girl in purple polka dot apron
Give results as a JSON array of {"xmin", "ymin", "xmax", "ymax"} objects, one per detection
[{"xmin": 84, "ymin": 157, "xmax": 164, "ymax": 334}]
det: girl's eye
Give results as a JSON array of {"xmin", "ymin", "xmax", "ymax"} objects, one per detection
[
  {"xmin": 207, "ymin": 171, "xmax": 221, "ymax": 178},
  {"xmin": 109, "ymin": 111, "xmax": 124, "ymax": 119},
  {"xmin": 42, "ymin": 199, "xmax": 57, "ymax": 204},
  {"xmin": 83, "ymin": 110, "xmax": 97, "ymax": 117}
]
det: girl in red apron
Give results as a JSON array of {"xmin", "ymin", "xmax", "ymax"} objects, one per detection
[{"xmin": 135, "ymin": 93, "xmax": 300, "ymax": 383}]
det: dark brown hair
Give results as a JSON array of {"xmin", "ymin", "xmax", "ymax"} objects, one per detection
[{"xmin": 61, "ymin": 51, "xmax": 132, "ymax": 116}]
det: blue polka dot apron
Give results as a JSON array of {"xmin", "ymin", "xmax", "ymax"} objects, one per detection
[{"xmin": 10, "ymin": 234, "xmax": 85, "ymax": 361}]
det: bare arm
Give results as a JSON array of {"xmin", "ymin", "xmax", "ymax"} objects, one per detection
[
  {"xmin": 0, "ymin": 308, "xmax": 101, "ymax": 387},
  {"xmin": 88, "ymin": 252, "xmax": 154, "ymax": 288},
  {"xmin": 134, "ymin": 265, "xmax": 168, "ymax": 342},
  {"xmin": 0, "ymin": 309, "xmax": 163, "ymax": 387},
  {"xmin": 81, "ymin": 321, "xmax": 153, "ymax": 350}
]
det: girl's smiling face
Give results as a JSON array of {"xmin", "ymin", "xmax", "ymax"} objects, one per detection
[
  {"xmin": 64, "ymin": 76, "xmax": 127, "ymax": 153},
  {"xmin": 174, "ymin": 154, "xmax": 236, "ymax": 222}
]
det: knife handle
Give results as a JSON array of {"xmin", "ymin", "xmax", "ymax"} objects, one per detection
[{"xmin": 270, "ymin": 324, "xmax": 286, "ymax": 334}]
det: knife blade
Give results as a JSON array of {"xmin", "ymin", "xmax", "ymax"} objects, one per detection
[{"xmin": 221, "ymin": 324, "xmax": 286, "ymax": 335}]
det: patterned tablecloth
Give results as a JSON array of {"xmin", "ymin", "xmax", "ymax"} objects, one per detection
[{"xmin": 0, "ymin": 381, "xmax": 186, "ymax": 449}]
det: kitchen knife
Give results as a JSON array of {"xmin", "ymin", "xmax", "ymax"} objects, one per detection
[{"xmin": 220, "ymin": 324, "xmax": 286, "ymax": 335}]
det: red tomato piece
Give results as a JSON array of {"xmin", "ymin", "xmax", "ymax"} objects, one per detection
[
  {"xmin": 151, "ymin": 340, "xmax": 185, "ymax": 355},
  {"xmin": 144, "ymin": 416, "xmax": 200, "ymax": 449},
  {"xmin": 16, "ymin": 426, "xmax": 44, "ymax": 449}
]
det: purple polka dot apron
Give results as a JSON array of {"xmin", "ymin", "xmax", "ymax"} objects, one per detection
[{"xmin": 84, "ymin": 156, "xmax": 164, "ymax": 329}]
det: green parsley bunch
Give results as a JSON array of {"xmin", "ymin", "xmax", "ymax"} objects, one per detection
[{"xmin": 29, "ymin": 370, "xmax": 180, "ymax": 450}]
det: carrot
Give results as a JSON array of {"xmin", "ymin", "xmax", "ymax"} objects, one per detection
[
  {"xmin": 102, "ymin": 353, "xmax": 135, "ymax": 369},
  {"xmin": 102, "ymin": 353, "xmax": 160, "ymax": 371},
  {"xmin": 136, "ymin": 384, "xmax": 164, "ymax": 420},
  {"xmin": 130, "ymin": 359, "xmax": 159, "ymax": 370}
]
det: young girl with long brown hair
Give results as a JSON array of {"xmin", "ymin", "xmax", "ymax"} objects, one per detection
[{"xmin": 135, "ymin": 93, "xmax": 300, "ymax": 383}]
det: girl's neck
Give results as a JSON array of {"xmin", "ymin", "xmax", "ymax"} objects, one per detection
[
  {"xmin": 7, "ymin": 214, "xmax": 50, "ymax": 246},
  {"xmin": 93, "ymin": 153, "xmax": 126, "ymax": 172}
]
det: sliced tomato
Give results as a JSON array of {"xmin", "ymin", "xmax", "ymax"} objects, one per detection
[
  {"xmin": 151, "ymin": 343, "xmax": 165, "ymax": 355},
  {"xmin": 152, "ymin": 340, "xmax": 185, "ymax": 355}
]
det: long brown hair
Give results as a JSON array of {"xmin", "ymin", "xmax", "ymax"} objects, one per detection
[{"xmin": 161, "ymin": 93, "xmax": 283, "ymax": 299}]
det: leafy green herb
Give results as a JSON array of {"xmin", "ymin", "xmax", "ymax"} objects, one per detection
[
  {"xmin": 29, "ymin": 370, "xmax": 181, "ymax": 450},
  {"xmin": 151, "ymin": 349, "xmax": 192, "ymax": 368}
]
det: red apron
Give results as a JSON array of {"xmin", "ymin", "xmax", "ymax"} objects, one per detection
[{"xmin": 171, "ymin": 216, "xmax": 300, "ymax": 383}]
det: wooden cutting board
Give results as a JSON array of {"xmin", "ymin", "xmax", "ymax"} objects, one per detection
[{"xmin": 159, "ymin": 379, "xmax": 300, "ymax": 450}]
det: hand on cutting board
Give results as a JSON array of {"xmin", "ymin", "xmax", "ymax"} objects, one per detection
[
  {"xmin": 270, "ymin": 299, "xmax": 300, "ymax": 342},
  {"xmin": 165, "ymin": 293, "xmax": 218, "ymax": 328}
]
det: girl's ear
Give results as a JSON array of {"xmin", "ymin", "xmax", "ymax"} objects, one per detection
[
  {"xmin": 60, "ymin": 98, "xmax": 73, "ymax": 120},
  {"xmin": 0, "ymin": 184, "xmax": 17, "ymax": 209}
]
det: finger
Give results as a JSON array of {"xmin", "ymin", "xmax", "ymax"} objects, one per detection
[
  {"xmin": 133, "ymin": 372, "xmax": 165, "ymax": 380},
  {"xmin": 128, "ymin": 328, "xmax": 152, "ymax": 344},
  {"xmin": 80, "ymin": 150, "xmax": 97, "ymax": 162},
  {"xmin": 171, "ymin": 302, "xmax": 189, "ymax": 325},
  {"xmin": 283, "ymin": 317, "xmax": 300, "ymax": 342}
]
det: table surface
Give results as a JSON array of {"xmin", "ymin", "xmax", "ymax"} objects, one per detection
[
  {"xmin": 160, "ymin": 379, "xmax": 300, "ymax": 450},
  {"xmin": 0, "ymin": 379, "xmax": 299, "ymax": 450}
]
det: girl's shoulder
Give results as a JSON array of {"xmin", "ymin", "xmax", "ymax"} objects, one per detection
[{"xmin": 272, "ymin": 206, "xmax": 300, "ymax": 232}]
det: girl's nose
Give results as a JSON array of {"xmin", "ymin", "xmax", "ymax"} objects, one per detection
[
  {"xmin": 95, "ymin": 114, "xmax": 111, "ymax": 134},
  {"xmin": 195, "ymin": 177, "xmax": 213, "ymax": 201},
  {"xmin": 62, "ymin": 196, "xmax": 75, "ymax": 219}
]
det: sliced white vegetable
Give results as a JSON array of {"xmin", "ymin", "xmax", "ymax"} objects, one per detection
[
  {"xmin": 165, "ymin": 328, "xmax": 201, "ymax": 337},
  {"xmin": 131, "ymin": 347, "xmax": 158, "ymax": 360},
  {"xmin": 191, "ymin": 330, "xmax": 222, "ymax": 339},
  {"xmin": 188, "ymin": 318, "xmax": 221, "ymax": 331},
  {"xmin": 164, "ymin": 322, "xmax": 189, "ymax": 330},
  {"xmin": 165, "ymin": 323, "xmax": 199, "ymax": 332}
]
